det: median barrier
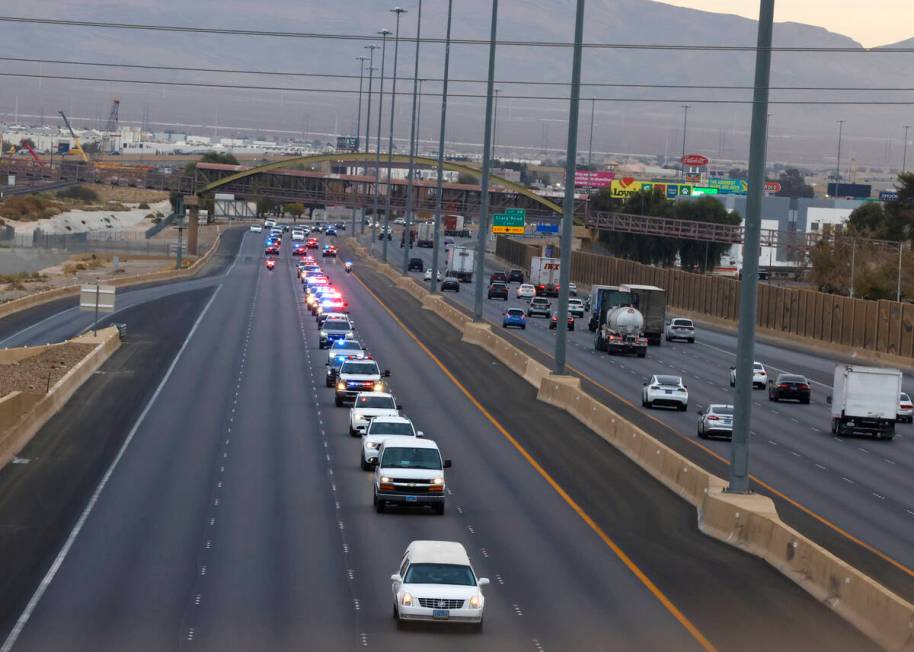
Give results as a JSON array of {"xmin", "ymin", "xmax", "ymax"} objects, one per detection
[
  {"xmin": 0, "ymin": 231, "xmax": 223, "ymax": 322},
  {"xmin": 359, "ymin": 242, "xmax": 914, "ymax": 651},
  {"xmin": 0, "ymin": 326, "xmax": 121, "ymax": 470}
]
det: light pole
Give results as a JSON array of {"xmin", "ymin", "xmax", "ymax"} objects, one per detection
[
  {"xmin": 430, "ymin": 0, "xmax": 454, "ymax": 294},
  {"xmin": 363, "ymin": 44, "xmax": 379, "ymax": 234},
  {"xmin": 372, "ymin": 29, "xmax": 391, "ymax": 252},
  {"xmin": 554, "ymin": 0, "xmax": 586, "ymax": 375},
  {"xmin": 903, "ymin": 125, "xmax": 910, "ymax": 174},
  {"xmin": 680, "ymin": 104, "xmax": 690, "ymax": 180},
  {"xmin": 353, "ymin": 55, "xmax": 368, "ymax": 235},
  {"xmin": 835, "ymin": 119, "xmax": 845, "ymax": 192},
  {"xmin": 492, "ymin": 88, "xmax": 501, "ymax": 162},
  {"xmin": 728, "ymin": 0, "xmax": 774, "ymax": 495},
  {"xmin": 473, "ymin": 0, "xmax": 499, "ymax": 321},
  {"xmin": 403, "ymin": 0, "xmax": 424, "ymax": 275},
  {"xmin": 383, "ymin": 6, "xmax": 407, "ymax": 263},
  {"xmin": 586, "ymin": 96, "xmax": 595, "ymax": 221}
]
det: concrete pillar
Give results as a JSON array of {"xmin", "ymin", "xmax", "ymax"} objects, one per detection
[{"xmin": 185, "ymin": 195, "xmax": 199, "ymax": 256}]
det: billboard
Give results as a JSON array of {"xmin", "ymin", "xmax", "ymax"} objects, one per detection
[
  {"xmin": 610, "ymin": 179, "xmax": 694, "ymax": 199},
  {"xmin": 879, "ymin": 190, "xmax": 898, "ymax": 202},
  {"xmin": 335, "ymin": 135, "xmax": 359, "ymax": 152},
  {"xmin": 708, "ymin": 177, "xmax": 748, "ymax": 194},
  {"xmin": 827, "ymin": 183, "xmax": 872, "ymax": 199},
  {"xmin": 574, "ymin": 170, "xmax": 615, "ymax": 188},
  {"xmin": 681, "ymin": 153, "xmax": 710, "ymax": 166}
]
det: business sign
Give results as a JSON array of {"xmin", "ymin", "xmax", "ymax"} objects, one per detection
[
  {"xmin": 574, "ymin": 170, "xmax": 615, "ymax": 188},
  {"xmin": 764, "ymin": 181, "xmax": 782, "ymax": 194},
  {"xmin": 610, "ymin": 179, "xmax": 694, "ymax": 199},
  {"xmin": 681, "ymin": 153, "xmax": 710, "ymax": 167},
  {"xmin": 535, "ymin": 222, "xmax": 559, "ymax": 234},
  {"xmin": 708, "ymin": 177, "xmax": 748, "ymax": 194},
  {"xmin": 690, "ymin": 187, "xmax": 719, "ymax": 196},
  {"xmin": 827, "ymin": 182, "xmax": 872, "ymax": 199},
  {"xmin": 879, "ymin": 190, "xmax": 899, "ymax": 202}
]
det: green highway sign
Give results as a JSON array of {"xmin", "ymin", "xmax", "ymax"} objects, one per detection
[
  {"xmin": 505, "ymin": 208, "xmax": 526, "ymax": 216},
  {"xmin": 492, "ymin": 212, "xmax": 526, "ymax": 228}
]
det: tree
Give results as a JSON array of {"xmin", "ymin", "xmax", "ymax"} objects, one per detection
[
  {"xmin": 285, "ymin": 203, "xmax": 305, "ymax": 220},
  {"xmin": 727, "ymin": 168, "xmax": 748, "ymax": 181},
  {"xmin": 675, "ymin": 198, "xmax": 741, "ymax": 272},
  {"xmin": 457, "ymin": 172, "xmax": 478, "ymax": 185},
  {"xmin": 847, "ymin": 202, "xmax": 886, "ymax": 235},
  {"xmin": 775, "ymin": 168, "xmax": 814, "ymax": 198},
  {"xmin": 845, "ymin": 175, "xmax": 914, "ymax": 241},
  {"xmin": 183, "ymin": 151, "xmax": 240, "ymax": 175},
  {"xmin": 256, "ymin": 197, "xmax": 276, "ymax": 217}
]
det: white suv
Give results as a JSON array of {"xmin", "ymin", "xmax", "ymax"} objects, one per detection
[
  {"xmin": 391, "ymin": 540, "xmax": 488, "ymax": 631},
  {"xmin": 642, "ymin": 375, "xmax": 688, "ymax": 410},
  {"xmin": 374, "ymin": 437, "xmax": 449, "ymax": 514},
  {"xmin": 361, "ymin": 416, "xmax": 422, "ymax": 470},
  {"xmin": 348, "ymin": 392, "xmax": 399, "ymax": 436},
  {"xmin": 730, "ymin": 361, "xmax": 767, "ymax": 389}
]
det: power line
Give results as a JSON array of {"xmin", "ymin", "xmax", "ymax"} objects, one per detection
[
  {"xmin": 2, "ymin": 15, "xmax": 914, "ymax": 52},
  {"xmin": 4, "ymin": 55, "xmax": 914, "ymax": 92},
  {"xmin": 4, "ymin": 71, "xmax": 914, "ymax": 105}
]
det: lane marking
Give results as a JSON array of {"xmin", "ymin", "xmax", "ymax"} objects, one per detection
[
  {"xmin": 0, "ymin": 284, "xmax": 223, "ymax": 652},
  {"xmin": 351, "ymin": 272, "xmax": 717, "ymax": 652}
]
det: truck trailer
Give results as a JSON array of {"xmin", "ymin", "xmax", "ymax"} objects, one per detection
[
  {"xmin": 621, "ymin": 284, "xmax": 667, "ymax": 345},
  {"xmin": 446, "ymin": 246, "xmax": 475, "ymax": 282},
  {"xmin": 829, "ymin": 365, "xmax": 902, "ymax": 439}
]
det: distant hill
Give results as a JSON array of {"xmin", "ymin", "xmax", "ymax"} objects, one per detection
[{"xmin": 0, "ymin": 0, "xmax": 911, "ymax": 168}]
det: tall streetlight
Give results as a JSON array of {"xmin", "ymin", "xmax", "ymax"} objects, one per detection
[
  {"xmin": 353, "ymin": 55, "xmax": 368, "ymax": 235},
  {"xmin": 402, "ymin": 0, "xmax": 424, "ymax": 275},
  {"xmin": 835, "ymin": 119, "xmax": 846, "ymax": 193},
  {"xmin": 372, "ymin": 29, "xmax": 392, "ymax": 251},
  {"xmin": 903, "ymin": 125, "xmax": 910, "ymax": 174},
  {"xmin": 729, "ymin": 0, "xmax": 774, "ymax": 495},
  {"xmin": 430, "ymin": 0, "xmax": 454, "ymax": 293},
  {"xmin": 362, "ymin": 44, "xmax": 379, "ymax": 234},
  {"xmin": 473, "ymin": 0, "xmax": 499, "ymax": 321},
  {"xmin": 554, "ymin": 0, "xmax": 586, "ymax": 375},
  {"xmin": 680, "ymin": 104, "xmax": 690, "ymax": 180},
  {"xmin": 492, "ymin": 88, "xmax": 501, "ymax": 162},
  {"xmin": 586, "ymin": 96, "xmax": 595, "ymax": 221},
  {"xmin": 383, "ymin": 6, "xmax": 407, "ymax": 263}
]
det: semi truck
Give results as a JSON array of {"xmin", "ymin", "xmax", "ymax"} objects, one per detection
[
  {"xmin": 530, "ymin": 257, "xmax": 561, "ymax": 297},
  {"xmin": 416, "ymin": 222, "xmax": 435, "ymax": 247},
  {"xmin": 621, "ymin": 285, "xmax": 667, "ymax": 345},
  {"xmin": 446, "ymin": 246, "xmax": 475, "ymax": 282},
  {"xmin": 828, "ymin": 365, "xmax": 902, "ymax": 439},
  {"xmin": 595, "ymin": 306, "xmax": 648, "ymax": 357},
  {"xmin": 588, "ymin": 285, "xmax": 632, "ymax": 332},
  {"xmin": 444, "ymin": 214, "xmax": 471, "ymax": 238}
]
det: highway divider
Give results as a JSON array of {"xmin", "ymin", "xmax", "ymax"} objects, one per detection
[
  {"xmin": 353, "ymin": 243, "xmax": 914, "ymax": 652},
  {"xmin": 0, "ymin": 229, "xmax": 224, "ymax": 322},
  {"xmin": 0, "ymin": 325, "xmax": 121, "ymax": 470}
]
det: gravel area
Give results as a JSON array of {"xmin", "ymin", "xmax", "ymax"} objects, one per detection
[{"xmin": 0, "ymin": 343, "xmax": 97, "ymax": 396}]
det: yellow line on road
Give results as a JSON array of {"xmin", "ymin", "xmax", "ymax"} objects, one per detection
[{"xmin": 351, "ymin": 271, "xmax": 718, "ymax": 652}]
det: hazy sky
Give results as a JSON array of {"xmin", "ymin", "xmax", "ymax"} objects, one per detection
[{"xmin": 661, "ymin": 1, "xmax": 912, "ymax": 47}]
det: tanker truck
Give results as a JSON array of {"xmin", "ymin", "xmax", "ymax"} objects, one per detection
[{"xmin": 595, "ymin": 306, "xmax": 648, "ymax": 357}]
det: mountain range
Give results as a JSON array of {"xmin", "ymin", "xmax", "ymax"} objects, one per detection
[{"xmin": 0, "ymin": 0, "xmax": 912, "ymax": 169}]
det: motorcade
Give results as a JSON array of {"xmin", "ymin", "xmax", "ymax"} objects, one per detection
[
  {"xmin": 322, "ymin": 244, "xmax": 338, "ymax": 258},
  {"xmin": 373, "ymin": 437, "xmax": 450, "ymax": 514},
  {"xmin": 319, "ymin": 318, "xmax": 355, "ymax": 349},
  {"xmin": 349, "ymin": 391, "xmax": 400, "ymax": 436},
  {"xmin": 361, "ymin": 416, "xmax": 422, "ymax": 470},
  {"xmin": 336, "ymin": 359, "xmax": 390, "ymax": 406},
  {"xmin": 306, "ymin": 237, "xmax": 320, "ymax": 249}
]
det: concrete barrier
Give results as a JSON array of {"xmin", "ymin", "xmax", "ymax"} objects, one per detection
[
  {"xmin": 360, "ymin": 250, "xmax": 914, "ymax": 651},
  {"xmin": 0, "ymin": 231, "xmax": 223, "ymax": 322},
  {"xmin": 0, "ymin": 326, "xmax": 121, "ymax": 469}
]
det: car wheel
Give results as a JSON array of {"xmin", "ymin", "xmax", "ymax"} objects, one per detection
[
  {"xmin": 688, "ymin": 338, "xmax": 695, "ymax": 343},
  {"xmin": 678, "ymin": 403, "xmax": 687, "ymax": 411},
  {"xmin": 521, "ymin": 325, "xmax": 526, "ymax": 329},
  {"xmin": 645, "ymin": 400, "xmax": 652, "ymax": 409},
  {"xmin": 769, "ymin": 392, "xmax": 776, "ymax": 401},
  {"xmin": 801, "ymin": 397, "xmax": 810, "ymax": 405},
  {"xmin": 335, "ymin": 396, "xmax": 344, "ymax": 407},
  {"xmin": 375, "ymin": 495, "xmax": 385, "ymax": 513},
  {"xmin": 698, "ymin": 425, "xmax": 706, "ymax": 439},
  {"xmin": 361, "ymin": 456, "xmax": 372, "ymax": 471},
  {"xmin": 637, "ymin": 350, "xmax": 646, "ymax": 358},
  {"xmin": 434, "ymin": 502, "xmax": 445, "ymax": 515}
]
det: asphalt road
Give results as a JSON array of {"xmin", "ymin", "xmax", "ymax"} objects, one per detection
[
  {"xmin": 0, "ymin": 230, "xmax": 876, "ymax": 651},
  {"xmin": 371, "ymin": 231, "xmax": 914, "ymax": 600}
]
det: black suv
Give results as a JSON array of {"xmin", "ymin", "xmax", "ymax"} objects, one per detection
[
  {"xmin": 507, "ymin": 269, "xmax": 525, "ymax": 284},
  {"xmin": 487, "ymin": 282, "xmax": 509, "ymax": 301},
  {"xmin": 408, "ymin": 257, "xmax": 424, "ymax": 272}
]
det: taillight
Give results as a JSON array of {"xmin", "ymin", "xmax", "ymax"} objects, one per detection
[
  {"xmin": 798, "ymin": 384, "xmax": 809, "ymax": 390},
  {"xmin": 707, "ymin": 415, "xmax": 719, "ymax": 421},
  {"xmin": 778, "ymin": 384, "xmax": 790, "ymax": 389}
]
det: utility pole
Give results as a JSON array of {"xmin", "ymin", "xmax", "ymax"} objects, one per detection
[
  {"xmin": 586, "ymin": 96, "xmax": 595, "ymax": 222},
  {"xmin": 473, "ymin": 0, "xmax": 499, "ymax": 322},
  {"xmin": 363, "ymin": 44, "xmax": 379, "ymax": 235},
  {"xmin": 903, "ymin": 125, "xmax": 910, "ymax": 174},
  {"xmin": 383, "ymin": 6, "xmax": 407, "ymax": 263},
  {"xmin": 430, "ymin": 0, "xmax": 454, "ymax": 293},
  {"xmin": 403, "ymin": 0, "xmax": 424, "ymax": 275},
  {"xmin": 897, "ymin": 244, "xmax": 904, "ymax": 302},
  {"xmin": 353, "ymin": 55, "xmax": 368, "ymax": 235},
  {"xmin": 729, "ymin": 0, "xmax": 774, "ymax": 495},
  {"xmin": 680, "ymin": 104, "xmax": 690, "ymax": 180},
  {"xmin": 554, "ymin": 0, "xmax": 586, "ymax": 375},
  {"xmin": 492, "ymin": 89, "xmax": 501, "ymax": 162},
  {"xmin": 835, "ymin": 119, "xmax": 846, "ymax": 192},
  {"xmin": 372, "ymin": 30, "xmax": 391, "ymax": 252}
]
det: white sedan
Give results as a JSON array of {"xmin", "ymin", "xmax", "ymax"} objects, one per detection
[
  {"xmin": 642, "ymin": 375, "xmax": 688, "ymax": 410},
  {"xmin": 516, "ymin": 283, "xmax": 536, "ymax": 299},
  {"xmin": 249, "ymin": 224, "xmax": 263, "ymax": 232},
  {"xmin": 730, "ymin": 362, "xmax": 768, "ymax": 389},
  {"xmin": 392, "ymin": 541, "xmax": 488, "ymax": 631},
  {"xmin": 424, "ymin": 268, "xmax": 443, "ymax": 282}
]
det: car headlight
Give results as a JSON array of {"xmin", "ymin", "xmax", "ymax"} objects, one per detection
[
  {"xmin": 431, "ymin": 477, "xmax": 444, "ymax": 485},
  {"xmin": 468, "ymin": 594, "xmax": 481, "ymax": 609},
  {"xmin": 346, "ymin": 331, "xmax": 354, "ymax": 338},
  {"xmin": 337, "ymin": 382, "xmax": 345, "ymax": 390},
  {"xmin": 320, "ymin": 331, "xmax": 328, "ymax": 337},
  {"xmin": 402, "ymin": 592, "xmax": 413, "ymax": 607},
  {"xmin": 373, "ymin": 381, "xmax": 384, "ymax": 391},
  {"xmin": 365, "ymin": 441, "xmax": 379, "ymax": 449},
  {"xmin": 380, "ymin": 476, "xmax": 392, "ymax": 483}
]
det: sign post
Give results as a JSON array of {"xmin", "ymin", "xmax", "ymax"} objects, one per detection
[{"xmin": 80, "ymin": 283, "xmax": 116, "ymax": 336}]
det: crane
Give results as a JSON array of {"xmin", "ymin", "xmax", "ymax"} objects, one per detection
[
  {"xmin": 19, "ymin": 139, "xmax": 47, "ymax": 167},
  {"xmin": 58, "ymin": 110, "xmax": 89, "ymax": 162}
]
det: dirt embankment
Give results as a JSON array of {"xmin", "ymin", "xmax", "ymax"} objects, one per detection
[{"xmin": 0, "ymin": 344, "xmax": 97, "ymax": 396}]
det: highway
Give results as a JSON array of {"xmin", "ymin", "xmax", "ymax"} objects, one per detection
[
  {"xmin": 378, "ymin": 230, "xmax": 914, "ymax": 598},
  {"xmin": 0, "ymin": 228, "xmax": 876, "ymax": 651}
]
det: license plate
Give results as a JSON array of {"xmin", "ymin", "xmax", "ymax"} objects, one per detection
[
  {"xmin": 405, "ymin": 495, "xmax": 418, "ymax": 503},
  {"xmin": 665, "ymin": 390, "xmax": 672, "ymax": 394},
  {"xmin": 432, "ymin": 609, "xmax": 449, "ymax": 619}
]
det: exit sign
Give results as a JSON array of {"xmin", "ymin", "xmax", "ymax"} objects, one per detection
[{"xmin": 492, "ymin": 225, "xmax": 525, "ymax": 234}]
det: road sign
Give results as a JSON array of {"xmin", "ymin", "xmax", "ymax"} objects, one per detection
[
  {"xmin": 80, "ymin": 284, "xmax": 116, "ymax": 336},
  {"xmin": 535, "ymin": 223, "xmax": 559, "ymax": 234},
  {"xmin": 492, "ymin": 225, "xmax": 525, "ymax": 235},
  {"xmin": 492, "ymin": 211, "xmax": 525, "ymax": 228},
  {"xmin": 504, "ymin": 207, "xmax": 526, "ymax": 216},
  {"xmin": 764, "ymin": 181, "xmax": 782, "ymax": 194}
]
